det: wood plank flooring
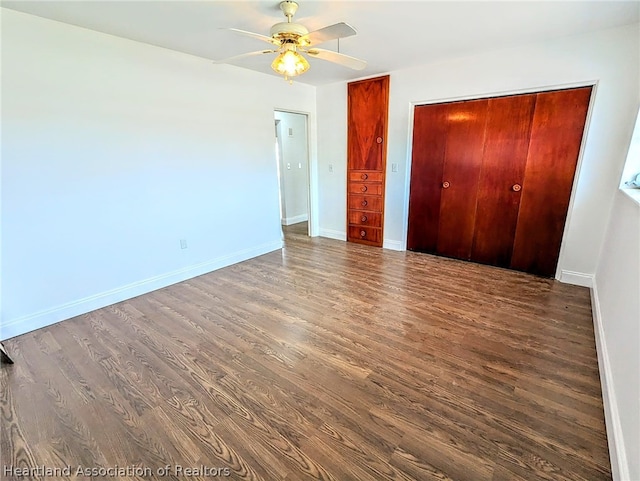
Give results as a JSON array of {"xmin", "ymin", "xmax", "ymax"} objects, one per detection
[{"xmin": 1, "ymin": 222, "xmax": 611, "ymax": 480}]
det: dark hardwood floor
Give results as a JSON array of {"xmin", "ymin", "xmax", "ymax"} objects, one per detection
[{"xmin": 1, "ymin": 222, "xmax": 611, "ymax": 480}]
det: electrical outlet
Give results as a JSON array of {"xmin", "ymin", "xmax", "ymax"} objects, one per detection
[
  {"xmin": 287, "ymin": 163, "xmax": 291, "ymax": 170},
  {"xmin": 180, "ymin": 239, "xmax": 188, "ymax": 249},
  {"xmin": 392, "ymin": 163, "xmax": 398, "ymax": 173}
]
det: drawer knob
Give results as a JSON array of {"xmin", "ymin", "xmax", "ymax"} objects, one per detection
[
  {"xmin": 442, "ymin": 181, "xmax": 450, "ymax": 189},
  {"xmin": 512, "ymin": 183, "xmax": 522, "ymax": 192},
  {"xmin": 361, "ymin": 200, "xmax": 368, "ymax": 207},
  {"xmin": 361, "ymin": 173, "xmax": 368, "ymax": 180},
  {"xmin": 360, "ymin": 185, "xmax": 368, "ymax": 193},
  {"xmin": 360, "ymin": 230, "xmax": 367, "ymax": 238},
  {"xmin": 361, "ymin": 215, "xmax": 368, "ymax": 223}
]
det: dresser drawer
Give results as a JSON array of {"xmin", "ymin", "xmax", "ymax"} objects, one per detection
[
  {"xmin": 348, "ymin": 226, "xmax": 382, "ymax": 244},
  {"xmin": 348, "ymin": 194, "xmax": 383, "ymax": 212},
  {"xmin": 348, "ymin": 211, "xmax": 382, "ymax": 227},
  {"xmin": 348, "ymin": 171, "xmax": 384, "ymax": 183},
  {"xmin": 348, "ymin": 182, "xmax": 383, "ymax": 195}
]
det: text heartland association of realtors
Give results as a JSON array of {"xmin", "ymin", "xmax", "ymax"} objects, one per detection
[{"xmin": 3, "ymin": 464, "xmax": 232, "ymax": 477}]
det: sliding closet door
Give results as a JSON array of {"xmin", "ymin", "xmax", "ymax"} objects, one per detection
[
  {"xmin": 471, "ymin": 94, "xmax": 536, "ymax": 267},
  {"xmin": 408, "ymin": 99, "xmax": 488, "ymax": 258},
  {"xmin": 510, "ymin": 87, "xmax": 592, "ymax": 277},
  {"xmin": 407, "ymin": 103, "xmax": 449, "ymax": 252},
  {"xmin": 436, "ymin": 100, "xmax": 488, "ymax": 260},
  {"xmin": 407, "ymin": 86, "xmax": 590, "ymax": 277}
]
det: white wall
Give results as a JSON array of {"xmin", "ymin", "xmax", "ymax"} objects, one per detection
[
  {"xmin": 593, "ymin": 192, "xmax": 640, "ymax": 481},
  {"xmin": 0, "ymin": 9, "xmax": 316, "ymax": 339},
  {"xmin": 317, "ymin": 23, "xmax": 640, "ymax": 278},
  {"xmin": 317, "ymin": 83, "xmax": 348, "ymax": 241},
  {"xmin": 275, "ymin": 111, "xmax": 309, "ymax": 226}
]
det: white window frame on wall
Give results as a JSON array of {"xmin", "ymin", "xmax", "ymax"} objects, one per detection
[{"xmin": 621, "ymin": 106, "xmax": 640, "ymax": 204}]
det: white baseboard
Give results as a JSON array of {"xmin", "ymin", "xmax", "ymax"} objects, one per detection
[
  {"xmin": 317, "ymin": 232, "xmax": 405, "ymax": 251},
  {"xmin": 0, "ymin": 240, "xmax": 282, "ymax": 341},
  {"xmin": 319, "ymin": 228, "xmax": 346, "ymax": 241},
  {"xmin": 281, "ymin": 214, "xmax": 308, "ymax": 226},
  {"xmin": 383, "ymin": 239, "xmax": 404, "ymax": 251},
  {"xmin": 591, "ymin": 281, "xmax": 630, "ymax": 481},
  {"xmin": 559, "ymin": 269, "xmax": 594, "ymax": 287}
]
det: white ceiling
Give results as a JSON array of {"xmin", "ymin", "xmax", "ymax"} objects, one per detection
[{"xmin": 2, "ymin": 1, "xmax": 638, "ymax": 86}]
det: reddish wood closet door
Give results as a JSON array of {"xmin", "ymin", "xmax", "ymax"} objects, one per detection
[
  {"xmin": 407, "ymin": 86, "xmax": 591, "ymax": 277},
  {"xmin": 436, "ymin": 100, "xmax": 488, "ymax": 260},
  {"xmin": 347, "ymin": 76, "xmax": 389, "ymax": 247},
  {"xmin": 407, "ymin": 100, "xmax": 488, "ymax": 258},
  {"xmin": 347, "ymin": 76, "xmax": 389, "ymax": 172},
  {"xmin": 407, "ymin": 103, "xmax": 449, "ymax": 252},
  {"xmin": 510, "ymin": 87, "xmax": 592, "ymax": 277},
  {"xmin": 471, "ymin": 94, "xmax": 536, "ymax": 266}
]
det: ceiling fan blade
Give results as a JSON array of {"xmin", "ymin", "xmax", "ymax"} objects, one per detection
[
  {"xmin": 300, "ymin": 22, "xmax": 357, "ymax": 47},
  {"xmin": 306, "ymin": 48, "xmax": 366, "ymax": 70},
  {"xmin": 216, "ymin": 49, "xmax": 277, "ymax": 63},
  {"xmin": 225, "ymin": 28, "xmax": 278, "ymax": 46}
]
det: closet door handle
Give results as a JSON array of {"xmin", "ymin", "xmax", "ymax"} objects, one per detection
[
  {"xmin": 442, "ymin": 181, "xmax": 450, "ymax": 189},
  {"xmin": 512, "ymin": 184, "xmax": 522, "ymax": 192},
  {"xmin": 376, "ymin": 137, "xmax": 383, "ymax": 144}
]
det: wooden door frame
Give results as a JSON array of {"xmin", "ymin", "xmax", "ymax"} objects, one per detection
[{"xmin": 401, "ymin": 80, "xmax": 598, "ymax": 280}]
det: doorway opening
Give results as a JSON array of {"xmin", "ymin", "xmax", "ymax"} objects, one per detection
[{"xmin": 274, "ymin": 111, "xmax": 311, "ymax": 237}]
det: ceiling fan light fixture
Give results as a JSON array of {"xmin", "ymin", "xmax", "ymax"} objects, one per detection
[
  {"xmin": 271, "ymin": 49, "xmax": 310, "ymax": 80},
  {"xmin": 223, "ymin": 0, "xmax": 366, "ymax": 81}
]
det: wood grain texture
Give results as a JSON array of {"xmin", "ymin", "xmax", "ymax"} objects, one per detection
[
  {"xmin": 437, "ymin": 99, "xmax": 489, "ymax": 260},
  {"xmin": 407, "ymin": 102, "xmax": 449, "ymax": 253},
  {"xmin": 348, "ymin": 172, "xmax": 384, "ymax": 183},
  {"xmin": 1, "ymin": 222, "xmax": 610, "ymax": 481},
  {"xmin": 472, "ymin": 94, "xmax": 536, "ymax": 267},
  {"xmin": 348, "ymin": 225, "xmax": 382, "ymax": 245},
  {"xmin": 348, "ymin": 182, "xmax": 383, "ymax": 196},
  {"xmin": 347, "ymin": 76, "xmax": 389, "ymax": 172},
  {"xmin": 348, "ymin": 211, "xmax": 382, "ymax": 228},
  {"xmin": 348, "ymin": 194, "xmax": 383, "ymax": 213},
  {"xmin": 408, "ymin": 88, "xmax": 591, "ymax": 278},
  {"xmin": 347, "ymin": 76, "xmax": 389, "ymax": 247},
  {"xmin": 511, "ymin": 87, "xmax": 592, "ymax": 277}
]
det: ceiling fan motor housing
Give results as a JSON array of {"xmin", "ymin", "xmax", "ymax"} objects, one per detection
[
  {"xmin": 270, "ymin": 22, "xmax": 309, "ymax": 39},
  {"xmin": 272, "ymin": 1, "xmax": 307, "ymax": 41},
  {"xmin": 271, "ymin": 1, "xmax": 309, "ymax": 43}
]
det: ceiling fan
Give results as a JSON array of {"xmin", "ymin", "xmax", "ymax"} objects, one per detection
[{"xmin": 219, "ymin": 1, "xmax": 367, "ymax": 82}]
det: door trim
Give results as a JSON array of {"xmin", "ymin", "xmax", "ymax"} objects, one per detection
[{"xmin": 274, "ymin": 108, "xmax": 317, "ymax": 237}]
